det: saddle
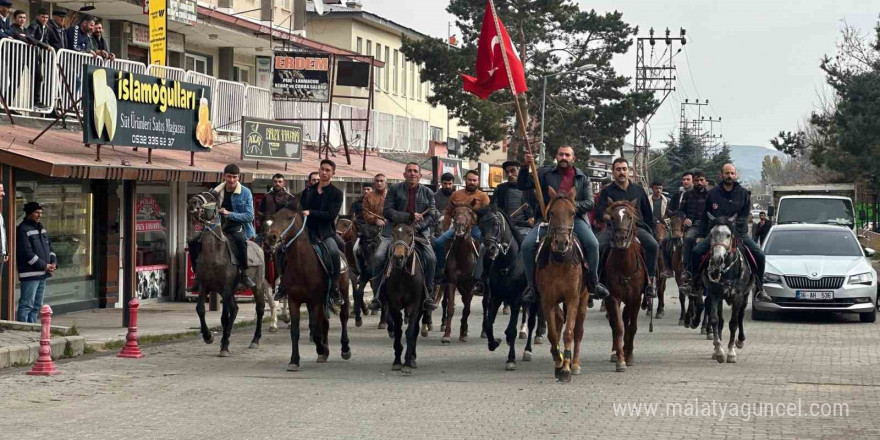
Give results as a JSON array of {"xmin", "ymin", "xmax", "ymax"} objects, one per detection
[
  {"xmin": 311, "ymin": 237, "xmax": 348, "ymax": 276},
  {"xmin": 226, "ymin": 240, "xmax": 264, "ymax": 268}
]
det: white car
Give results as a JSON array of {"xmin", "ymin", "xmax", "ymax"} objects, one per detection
[{"xmin": 755, "ymin": 224, "xmax": 877, "ymax": 322}]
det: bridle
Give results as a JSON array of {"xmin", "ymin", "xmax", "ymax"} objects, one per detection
[
  {"xmin": 609, "ymin": 205, "xmax": 636, "ymax": 249},
  {"xmin": 483, "ymin": 211, "xmax": 512, "ymax": 259},
  {"xmin": 336, "ymin": 218, "xmax": 354, "ymax": 236},
  {"xmin": 265, "ymin": 211, "xmax": 307, "ymax": 253},
  {"xmin": 190, "ymin": 192, "xmax": 222, "ymax": 240},
  {"xmin": 390, "ymin": 225, "xmax": 417, "ymax": 274},
  {"xmin": 546, "ymin": 196, "xmax": 576, "ymax": 253},
  {"xmin": 707, "ymin": 224, "xmax": 740, "ymax": 285},
  {"xmin": 453, "ymin": 206, "xmax": 477, "ymax": 238}
]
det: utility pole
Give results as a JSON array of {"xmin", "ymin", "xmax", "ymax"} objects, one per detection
[
  {"xmin": 632, "ymin": 27, "xmax": 686, "ymax": 184},
  {"xmin": 680, "ymin": 99, "xmax": 722, "ymax": 157}
]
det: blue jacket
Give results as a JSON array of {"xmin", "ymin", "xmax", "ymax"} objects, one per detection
[
  {"xmin": 16, "ymin": 219, "xmax": 57, "ymax": 281},
  {"xmin": 65, "ymin": 26, "xmax": 89, "ymax": 52},
  {"xmin": 212, "ymin": 182, "xmax": 256, "ymax": 239}
]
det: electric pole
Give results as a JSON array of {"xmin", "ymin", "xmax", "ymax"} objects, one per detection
[
  {"xmin": 680, "ymin": 99, "xmax": 722, "ymax": 157},
  {"xmin": 632, "ymin": 27, "xmax": 686, "ymax": 184}
]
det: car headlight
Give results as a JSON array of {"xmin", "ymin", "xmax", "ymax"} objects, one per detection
[
  {"xmin": 848, "ymin": 272, "xmax": 875, "ymax": 285},
  {"xmin": 764, "ymin": 272, "xmax": 782, "ymax": 284}
]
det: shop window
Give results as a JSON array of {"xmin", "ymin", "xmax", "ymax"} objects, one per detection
[
  {"xmin": 234, "ymin": 66, "xmax": 250, "ymax": 84},
  {"xmin": 186, "ymin": 53, "xmax": 209, "ymax": 74},
  {"xmin": 136, "ymin": 187, "xmax": 171, "ymax": 300}
]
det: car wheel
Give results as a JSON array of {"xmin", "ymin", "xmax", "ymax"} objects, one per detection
[
  {"xmin": 751, "ymin": 305, "xmax": 772, "ymax": 321},
  {"xmin": 860, "ymin": 309, "xmax": 876, "ymax": 323}
]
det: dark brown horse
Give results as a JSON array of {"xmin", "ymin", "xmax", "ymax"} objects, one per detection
[
  {"xmin": 382, "ymin": 222, "xmax": 427, "ymax": 373},
  {"xmin": 666, "ymin": 216, "xmax": 700, "ymax": 328},
  {"xmin": 603, "ymin": 200, "xmax": 647, "ymax": 372},
  {"xmin": 652, "ymin": 221, "xmax": 669, "ymax": 319},
  {"xmin": 187, "ymin": 193, "xmax": 272, "ymax": 357},
  {"xmin": 440, "ymin": 202, "xmax": 479, "ymax": 344},
  {"xmin": 536, "ymin": 188, "xmax": 589, "ymax": 383},
  {"xmin": 336, "ymin": 217, "xmax": 370, "ymax": 327},
  {"xmin": 264, "ymin": 207, "xmax": 352, "ymax": 371}
]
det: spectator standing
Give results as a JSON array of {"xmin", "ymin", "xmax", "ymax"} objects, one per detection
[
  {"xmin": 753, "ymin": 211, "xmax": 773, "ymax": 246},
  {"xmin": 16, "ymin": 202, "xmax": 57, "ymax": 323},
  {"xmin": 45, "ymin": 10, "xmax": 66, "ymax": 51},
  {"xmin": 66, "ymin": 15, "xmax": 96, "ymax": 56},
  {"xmin": 0, "ymin": 0, "xmax": 12, "ymax": 39},
  {"xmin": 92, "ymin": 21, "xmax": 115, "ymax": 60}
]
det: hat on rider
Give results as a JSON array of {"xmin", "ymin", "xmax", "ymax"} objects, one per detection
[{"xmin": 502, "ymin": 160, "xmax": 521, "ymax": 169}]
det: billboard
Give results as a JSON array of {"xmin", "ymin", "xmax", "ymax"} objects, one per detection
[
  {"xmin": 241, "ymin": 117, "xmax": 304, "ymax": 162},
  {"xmin": 272, "ymin": 51, "xmax": 331, "ymax": 103}
]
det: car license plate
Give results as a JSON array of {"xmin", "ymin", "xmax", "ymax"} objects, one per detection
[{"xmin": 796, "ymin": 290, "xmax": 834, "ymax": 300}]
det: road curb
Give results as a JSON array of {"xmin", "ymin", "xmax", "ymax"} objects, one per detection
[{"xmin": 0, "ymin": 336, "xmax": 86, "ymax": 369}]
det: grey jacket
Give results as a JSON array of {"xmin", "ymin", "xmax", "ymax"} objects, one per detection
[
  {"xmin": 382, "ymin": 182, "xmax": 439, "ymax": 238},
  {"xmin": 517, "ymin": 165, "xmax": 595, "ymax": 221}
]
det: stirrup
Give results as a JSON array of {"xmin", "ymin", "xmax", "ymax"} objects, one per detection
[
  {"xmin": 644, "ymin": 284, "xmax": 657, "ymax": 299},
  {"xmin": 423, "ymin": 296, "xmax": 438, "ymax": 311},
  {"xmin": 273, "ymin": 286, "xmax": 286, "ymax": 301},
  {"xmin": 594, "ymin": 282, "xmax": 610, "ymax": 299},
  {"xmin": 472, "ymin": 280, "xmax": 486, "ymax": 297},
  {"xmin": 521, "ymin": 286, "xmax": 537, "ymax": 304}
]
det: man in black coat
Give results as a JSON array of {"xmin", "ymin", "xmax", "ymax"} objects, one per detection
[
  {"xmin": 44, "ymin": 9, "xmax": 66, "ymax": 51},
  {"xmin": 594, "ymin": 157, "xmax": 659, "ymax": 298},
  {"xmin": 686, "ymin": 164, "xmax": 772, "ymax": 302},
  {"xmin": 299, "ymin": 159, "xmax": 346, "ymax": 306},
  {"xmin": 753, "ymin": 211, "xmax": 773, "ymax": 246},
  {"xmin": 678, "ymin": 171, "xmax": 709, "ymax": 278}
]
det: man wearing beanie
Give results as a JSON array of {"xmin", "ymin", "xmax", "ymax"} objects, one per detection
[{"xmin": 16, "ymin": 201, "xmax": 57, "ymax": 323}]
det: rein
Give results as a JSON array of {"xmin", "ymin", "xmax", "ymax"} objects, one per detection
[
  {"xmin": 609, "ymin": 206, "xmax": 637, "ymax": 249},
  {"xmin": 279, "ymin": 213, "xmax": 307, "ymax": 251},
  {"xmin": 484, "ymin": 212, "xmax": 513, "ymax": 259},
  {"xmin": 546, "ymin": 197, "xmax": 576, "ymax": 253}
]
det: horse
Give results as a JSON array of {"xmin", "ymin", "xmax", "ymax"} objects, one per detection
[
  {"xmin": 700, "ymin": 213, "xmax": 751, "ymax": 364},
  {"xmin": 651, "ymin": 220, "xmax": 669, "ymax": 319},
  {"xmin": 477, "ymin": 206, "xmax": 540, "ymax": 371},
  {"xmin": 603, "ymin": 199, "xmax": 647, "ymax": 372},
  {"xmin": 382, "ymin": 222, "xmax": 428, "ymax": 373},
  {"xmin": 336, "ymin": 217, "xmax": 370, "ymax": 327},
  {"xmin": 665, "ymin": 215, "xmax": 692, "ymax": 326},
  {"xmin": 535, "ymin": 187, "xmax": 590, "ymax": 383},
  {"xmin": 186, "ymin": 192, "xmax": 273, "ymax": 357},
  {"xmin": 264, "ymin": 207, "xmax": 352, "ymax": 371},
  {"xmin": 439, "ymin": 202, "xmax": 480, "ymax": 344}
]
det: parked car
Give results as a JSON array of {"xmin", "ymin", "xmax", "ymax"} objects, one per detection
[{"xmin": 755, "ymin": 224, "xmax": 877, "ymax": 322}]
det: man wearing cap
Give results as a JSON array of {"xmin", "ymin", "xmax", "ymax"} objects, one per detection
[
  {"xmin": 16, "ymin": 202, "xmax": 57, "ymax": 323},
  {"xmin": 45, "ymin": 9, "xmax": 66, "ymax": 51},
  {"xmin": 0, "ymin": 0, "xmax": 13, "ymax": 40}
]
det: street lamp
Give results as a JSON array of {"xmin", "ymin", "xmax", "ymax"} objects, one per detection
[{"xmin": 539, "ymin": 64, "xmax": 597, "ymax": 163}]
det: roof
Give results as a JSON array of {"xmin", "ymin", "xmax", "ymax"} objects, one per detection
[
  {"xmin": 0, "ymin": 123, "xmax": 406, "ymax": 183},
  {"xmin": 307, "ymin": 1, "xmax": 435, "ymax": 41},
  {"xmin": 768, "ymin": 224, "xmax": 857, "ymax": 232}
]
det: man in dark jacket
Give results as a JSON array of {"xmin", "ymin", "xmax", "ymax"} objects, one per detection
[
  {"xmin": 753, "ymin": 212, "xmax": 772, "ymax": 246},
  {"xmin": 678, "ymin": 171, "xmax": 709, "ymax": 278},
  {"xmin": 258, "ymin": 173, "xmax": 295, "ymax": 223},
  {"xmin": 0, "ymin": 0, "xmax": 12, "ymax": 39},
  {"xmin": 299, "ymin": 159, "xmax": 346, "ymax": 306},
  {"xmin": 66, "ymin": 15, "xmax": 96, "ymax": 55},
  {"xmin": 16, "ymin": 202, "xmax": 57, "ymax": 323},
  {"xmin": 686, "ymin": 164, "xmax": 771, "ymax": 301},
  {"xmin": 659, "ymin": 171, "xmax": 693, "ymax": 277},
  {"xmin": 493, "ymin": 160, "xmax": 535, "ymax": 235},
  {"xmin": 433, "ymin": 172, "xmax": 455, "ymax": 237},
  {"xmin": 371, "ymin": 162, "xmax": 439, "ymax": 311},
  {"xmin": 595, "ymin": 157, "xmax": 659, "ymax": 298},
  {"xmin": 44, "ymin": 9, "xmax": 66, "ymax": 51},
  {"xmin": 519, "ymin": 146, "xmax": 609, "ymax": 302}
]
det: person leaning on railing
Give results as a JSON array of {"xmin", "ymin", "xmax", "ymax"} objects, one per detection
[
  {"xmin": 92, "ymin": 20, "xmax": 115, "ymax": 61},
  {"xmin": 0, "ymin": 0, "xmax": 12, "ymax": 39},
  {"xmin": 44, "ymin": 9, "xmax": 66, "ymax": 51},
  {"xmin": 66, "ymin": 14, "xmax": 98, "ymax": 57}
]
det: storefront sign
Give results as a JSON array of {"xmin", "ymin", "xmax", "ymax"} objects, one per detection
[
  {"xmin": 136, "ymin": 196, "xmax": 165, "ymax": 233},
  {"xmin": 241, "ymin": 117, "xmax": 303, "ymax": 162},
  {"xmin": 272, "ymin": 51, "xmax": 331, "ymax": 103},
  {"xmin": 149, "ymin": 0, "xmax": 167, "ymax": 65},
  {"xmin": 82, "ymin": 65, "xmax": 214, "ymax": 151},
  {"xmin": 432, "ymin": 156, "xmax": 464, "ymax": 186},
  {"xmin": 255, "ymin": 56, "xmax": 272, "ymax": 89},
  {"xmin": 132, "ymin": 24, "xmax": 183, "ymax": 52},
  {"xmin": 169, "ymin": 0, "xmax": 197, "ymax": 26},
  {"xmin": 488, "ymin": 165, "xmax": 504, "ymax": 188}
]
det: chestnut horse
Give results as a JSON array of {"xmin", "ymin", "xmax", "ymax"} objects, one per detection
[
  {"xmin": 439, "ymin": 203, "xmax": 479, "ymax": 344},
  {"xmin": 603, "ymin": 200, "xmax": 647, "ymax": 372},
  {"xmin": 536, "ymin": 188, "xmax": 589, "ymax": 383},
  {"xmin": 264, "ymin": 207, "xmax": 352, "ymax": 372}
]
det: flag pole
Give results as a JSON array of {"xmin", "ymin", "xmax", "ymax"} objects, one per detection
[{"xmin": 487, "ymin": 0, "xmax": 546, "ymax": 217}]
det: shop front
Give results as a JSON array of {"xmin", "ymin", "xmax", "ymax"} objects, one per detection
[{"xmin": 135, "ymin": 184, "xmax": 174, "ymax": 303}]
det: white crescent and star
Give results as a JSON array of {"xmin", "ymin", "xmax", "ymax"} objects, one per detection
[{"xmin": 488, "ymin": 35, "xmax": 502, "ymax": 77}]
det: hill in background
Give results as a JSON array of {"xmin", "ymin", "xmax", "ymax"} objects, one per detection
[{"xmin": 728, "ymin": 145, "xmax": 785, "ymax": 183}]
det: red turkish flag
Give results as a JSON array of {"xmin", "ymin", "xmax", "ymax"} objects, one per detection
[{"xmin": 461, "ymin": 1, "xmax": 528, "ymax": 100}]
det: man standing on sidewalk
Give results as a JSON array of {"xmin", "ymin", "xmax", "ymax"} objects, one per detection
[{"xmin": 16, "ymin": 201, "xmax": 57, "ymax": 323}]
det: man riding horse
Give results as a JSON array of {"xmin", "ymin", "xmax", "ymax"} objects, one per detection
[
  {"xmin": 519, "ymin": 145, "xmax": 610, "ymax": 303},
  {"xmin": 188, "ymin": 164, "xmax": 257, "ymax": 292},
  {"xmin": 433, "ymin": 170, "xmax": 489, "ymax": 287},
  {"xmin": 356, "ymin": 174, "xmax": 387, "ymax": 284},
  {"xmin": 595, "ymin": 157, "xmax": 659, "ymax": 299},
  {"xmin": 660, "ymin": 171, "xmax": 694, "ymax": 278},
  {"xmin": 678, "ymin": 170, "xmax": 709, "ymax": 283},
  {"xmin": 371, "ymin": 162, "xmax": 440, "ymax": 311},
  {"xmin": 684, "ymin": 163, "xmax": 772, "ymax": 302}
]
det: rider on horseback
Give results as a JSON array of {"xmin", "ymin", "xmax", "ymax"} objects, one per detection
[
  {"xmin": 299, "ymin": 159, "xmax": 346, "ymax": 307},
  {"xmin": 188, "ymin": 164, "xmax": 257, "ymax": 292},
  {"xmin": 678, "ymin": 171, "xmax": 709, "ymax": 283},
  {"xmin": 371, "ymin": 162, "xmax": 440, "ymax": 311},
  {"xmin": 595, "ymin": 158, "xmax": 660, "ymax": 299},
  {"xmin": 356, "ymin": 174, "xmax": 386, "ymax": 278},
  {"xmin": 519, "ymin": 146, "xmax": 610, "ymax": 303},
  {"xmin": 660, "ymin": 171, "xmax": 693, "ymax": 278},
  {"xmin": 684, "ymin": 164, "xmax": 772, "ymax": 302},
  {"xmin": 433, "ymin": 170, "xmax": 490, "ymax": 286}
]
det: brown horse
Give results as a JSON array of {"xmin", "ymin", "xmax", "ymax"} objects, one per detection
[
  {"xmin": 652, "ymin": 221, "xmax": 669, "ymax": 319},
  {"xmin": 440, "ymin": 202, "xmax": 479, "ymax": 344},
  {"xmin": 264, "ymin": 207, "xmax": 352, "ymax": 372},
  {"xmin": 665, "ymin": 216, "xmax": 697, "ymax": 327},
  {"xmin": 536, "ymin": 187, "xmax": 589, "ymax": 383},
  {"xmin": 336, "ymin": 217, "xmax": 370, "ymax": 327},
  {"xmin": 603, "ymin": 200, "xmax": 647, "ymax": 372}
]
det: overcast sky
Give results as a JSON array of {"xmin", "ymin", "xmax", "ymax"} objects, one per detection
[{"xmin": 358, "ymin": 0, "xmax": 878, "ymax": 149}]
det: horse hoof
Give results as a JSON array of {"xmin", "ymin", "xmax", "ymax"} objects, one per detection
[
  {"xmin": 557, "ymin": 370, "xmax": 572, "ymax": 383},
  {"xmin": 502, "ymin": 306, "xmax": 510, "ymax": 315},
  {"xmin": 554, "ymin": 367, "xmax": 563, "ymax": 380},
  {"xmin": 534, "ymin": 336, "xmax": 544, "ymax": 345},
  {"xmin": 700, "ymin": 328, "xmax": 706, "ymax": 335},
  {"xmin": 441, "ymin": 337, "xmax": 451, "ymax": 345},
  {"xmin": 420, "ymin": 324, "xmax": 429, "ymax": 338},
  {"xmin": 377, "ymin": 322, "xmax": 387, "ymax": 330},
  {"xmin": 572, "ymin": 365, "xmax": 582, "ymax": 375},
  {"xmin": 440, "ymin": 324, "xmax": 446, "ymax": 332},
  {"xmin": 341, "ymin": 350, "xmax": 352, "ymax": 361},
  {"xmin": 625, "ymin": 356, "xmax": 634, "ymax": 366},
  {"xmin": 370, "ymin": 309, "xmax": 378, "ymax": 316},
  {"xmin": 690, "ymin": 322, "xmax": 700, "ymax": 330},
  {"xmin": 522, "ymin": 350, "xmax": 532, "ymax": 362},
  {"xmin": 616, "ymin": 362, "xmax": 627, "ymax": 372},
  {"xmin": 656, "ymin": 311, "xmax": 664, "ymax": 319},
  {"xmin": 356, "ymin": 318, "xmax": 363, "ymax": 328},
  {"xmin": 387, "ymin": 331, "xmax": 393, "ymax": 339},
  {"xmin": 588, "ymin": 298, "xmax": 594, "ymax": 308},
  {"xmin": 410, "ymin": 360, "xmax": 417, "ymax": 369},
  {"xmin": 204, "ymin": 335, "xmax": 214, "ymax": 345},
  {"xmin": 392, "ymin": 363, "xmax": 402, "ymax": 371},
  {"xmin": 519, "ymin": 331, "xmax": 527, "ymax": 339},
  {"xmin": 735, "ymin": 340, "xmax": 744, "ymax": 349},
  {"xmin": 218, "ymin": 350, "xmax": 230, "ymax": 357},
  {"xmin": 488, "ymin": 338, "xmax": 501, "ymax": 351},
  {"xmin": 459, "ymin": 336, "xmax": 469, "ymax": 343},
  {"xmin": 248, "ymin": 342, "xmax": 259, "ymax": 349},
  {"xmin": 678, "ymin": 319, "xmax": 685, "ymax": 326},
  {"xmin": 427, "ymin": 324, "xmax": 434, "ymax": 332},
  {"xmin": 727, "ymin": 354, "xmax": 737, "ymax": 363},
  {"xmin": 401, "ymin": 366, "xmax": 413, "ymax": 375},
  {"xmin": 287, "ymin": 363, "xmax": 299, "ymax": 372},
  {"xmin": 610, "ymin": 353, "xmax": 617, "ymax": 363},
  {"xmin": 280, "ymin": 314, "xmax": 291, "ymax": 324},
  {"xmin": 716, "ymin": 353, "xmax": 726, "ymax": 364},
  {"xmin": 269, "ymin": 325, "xmax": 278, "ymax": 333},
  {"xmin": 317, "ymin": 355, "xmax": 328, "ymax": 363},
  {"xmin": 706, "ymin": 333, "xmax": 713, "ymax": 340},
  {"xmin": 480, "ymin": 330, "xmax": 486, "ymax": 339},
  {"xmin": 505, "ymin": 362, "xmax": 517, "ymax": 371}
]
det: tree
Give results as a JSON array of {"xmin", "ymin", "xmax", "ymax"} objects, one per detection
[
  {"xmin": 649, "ymin": 128, "xmax": 732, "ymax": 188},
  {"xmin": 401, "ymin": 0, "xmax": 656, "ymax": 163}
]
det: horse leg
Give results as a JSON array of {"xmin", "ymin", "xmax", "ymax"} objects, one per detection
[
  {"xmin": 340, "ymin": 287, "xmax": 352, "ymax": 361},
  {"xmin": 572, "ymin": 293, "xmax": 587, "ymax": 376},
  {"xmin": 391, "ymin": 308, "xmax": 404, "ymax": 370},
  {"xmin": 196, "ymin": 291, "xmax": 213, "ymax": 344},
  {"xmin": 321, "ymin": 304, "xmax": 331, "ymax": 359},
  {"xmin": 352, "ymin": 275, "xmax": 364, "ymax": 328},
  {"xmin": 624, "ymin": 295, "xmax": 639, "ymax": 366},
  {"xmin": 727, "ymin": 298, "xmax": 739, "ymax": 363},
  {"xmin": 403, "ymin": 306, "xmax": 420, "ymax": 373},
  {"xmin": 543, "ymin": 302, "xmax": 564, "ymax": 380},
  {"xmin": 656, "ymin": 278, "xmax": 666, "ymax": 318},
  {"xmin": 522, "ymin": 302, "xmax": 537, "ymax": 361},
  {"xmin": 607, "ymin": 298, "xmax": 626, "ymax": 371},
  {"xmin": 708, "ymin": 295, "xmax": 725, "ymax": 363},
  {"xmin": 556, "ymin": 295, "xmax": 578, "ymax": 383},
  {"xmin": 480, "ymin": 294, "xmax": 489, "ymax": 339},
  {"xmin": 519, "ymin": 304, "xmax": 528, "ymax": 339},
  {"xmin": 484, "ymin": 296, "xmax": 502, "ymax": 352},
  {"xmin": 287, "ymin": 301, "xmax": 302, "ymax": 371},
  {"xmin": 535, "ymin": 310, "xmax": 547, "ymax": 345},
  {"xmin": 736, "ymin": 297, "xmax": 746, "ymax": 349},
  {"xmin": 439, "ymin": 285, "xmax": 449, "ymax": 332},
  {"xmin": 441, "ymin": 283, "xmax": 455, "ymax": 344},
  {"xmin": 504, "ymin": 301, "xmax": 521, "ymax": 371},
  {"xmin": 250, "ymin": 281, "xmax": 266, "ymax": 349},
  {"xmin": 460, "ymin": 287, "xmax": 473, "ymax": 342},
  {"xmin": 265, "ymin": 280, "xmax": 278, "ymax": 333},
  {"xmin": 218, "ymin": 290, "xmax": 233, "ymax": 357}
]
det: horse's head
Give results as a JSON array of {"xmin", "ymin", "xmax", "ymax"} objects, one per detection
[
  {"xmin": 263, "ymin": 208, "xmax": 300, "ymax": 253},
  {"xmin": 545, "ymin": 187, "xmax": 576, "ymax": 254},
  {"xmin": 391, "ymin": 222, "xmax": 415, "ymax": 268},
  {"xmin": 336, "ymin": 217, "xmax": 355, "ymax": 242},
  {"xmin": 452, "ymin": 200, "xmax": 478, "ymax": 237},
  {"xmin": 606, "ymin": 199, "xmax": 639, "ymax": 249},
  {"xmin": 655, "ymin": 221, "xmax": 668, "ymax": 242},
  {"xmin": 706, "ymin": 213, "xmax": 737, "ymax": 282},
  {"xmin": 478, "ymin": 206, "xmax": 510, "ymax": 261},
  {"xmin": 669, "ymin": 215, "xmax": 684, "ymax": 239},
  {"xmin": 187, "ymin": 192, "xmax": 218, "ymax": 223},
  {"xmin": 358, "ymin": 223, "xmax": 382, "ymax": 258}
]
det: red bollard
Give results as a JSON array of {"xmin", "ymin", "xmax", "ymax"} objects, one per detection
[
  {"xmin": 118, "ymin": 298, "xmax": 145, "ymax": 359},
  {"xmin": 27, "ymin": 305, "xmax": 61, "ymax": 376}
]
